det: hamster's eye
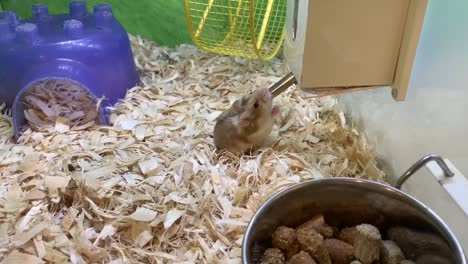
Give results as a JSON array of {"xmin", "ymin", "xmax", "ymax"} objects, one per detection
[{"xmin": 254, "ymin": 101, "xmax": 259, "ymax": 108}]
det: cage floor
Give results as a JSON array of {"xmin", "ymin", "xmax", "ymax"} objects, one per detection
[{"xmin": 0, "ymin": 35, "xmax": 384, "ymax": 263}]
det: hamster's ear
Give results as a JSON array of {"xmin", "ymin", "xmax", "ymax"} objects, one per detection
[
  {"xmin": 233, "ymin": 99, "xmax": 243, "ymax": 110},
  {"xmin": 271, "ymin": 106, "xmax": 280, "ymax": 117}
]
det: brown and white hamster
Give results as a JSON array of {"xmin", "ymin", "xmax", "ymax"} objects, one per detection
[{"xmin": 213, "ymin": 88, "xmax": 280, "ymax": 155}]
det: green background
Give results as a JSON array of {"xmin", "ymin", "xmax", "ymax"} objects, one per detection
[{"xmin": 0, "ymin": 0, "xmax": 193, "ymax": 47}]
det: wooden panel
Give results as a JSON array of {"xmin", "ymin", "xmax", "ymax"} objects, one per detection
[
  {"xmin": 392, "ymin": 0, "xmax": 429, "ymax": 101},
  {"xmin": 300, "ymin": 0, "xmax": 410, "ymax": 88}
]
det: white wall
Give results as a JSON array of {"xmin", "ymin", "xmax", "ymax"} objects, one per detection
[{"xmin": 337, "ymin": 0, "xmax": 468, "ymax": 253}]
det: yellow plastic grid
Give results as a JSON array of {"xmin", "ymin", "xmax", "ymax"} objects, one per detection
[{"xmin": 184, "ymin": 0, "xmax": 287, "ymax": 61}]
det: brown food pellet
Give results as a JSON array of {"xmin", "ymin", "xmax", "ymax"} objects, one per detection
[
  {"xmin": 338, "ymin": 227, "xmax": 358, "ymax": 245},
  {"xmin": 261, "ymin": 214, "xmax": 431, "ymax": 264},
  {"xmin": 353, "ymin": 224, "xmax": 381, "ymax": 264},
  {"xmin": 387, "ymin": 226, "xmax": 452, "ymax": 260},
  {"xmin": 288, "ymin": 251, "xmax": 317, "ymax": 264},
  {"xmin": 296, "ymin": 215, "xmax": 334, "ymax": 238},
  {"xmin": 286, "ymin": 241, "xmax": 301, "ymax": 260},
  {"xmin": 356, "ymin": 224, "xmax": 381, "ymax": 240},
  {"xmin": 261, "ymin": 248, "xmax": 286, "ymax": 264},
  {"xmin": 324, "ymin": 238, "xmax": 354, "ymax": 264},
  {"xmin": 296, "ymin": 228, "xmax": 331, "ymax": 264},
  {"xmin": 381, "ymin": 240, "xmax": 404, "ymax": 264},
  {"xmin": 272, "ymin": 226, "xmax": 297, "ymax": 251},
  {"xmin": 296, "ymin": 227, "xmax": 324, "ymax": 256}
]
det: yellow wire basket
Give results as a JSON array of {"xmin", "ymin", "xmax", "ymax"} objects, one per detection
[{"xmin": 184, "ymin": 0, "xmax": 287, "ymax": 61}]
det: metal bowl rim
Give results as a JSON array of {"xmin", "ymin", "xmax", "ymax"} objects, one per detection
[{"xmin": 241, "ymin": 177, "xmax": 466, "ymax": 264}]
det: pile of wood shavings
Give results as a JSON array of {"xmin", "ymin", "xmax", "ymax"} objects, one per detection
[
  {"xmin": 0, "ymin": 103, "xmax": 13, "ymax": 140},
  {"xmin": 23, "ymin": 79, "xmax": 100, "ymax": 133},
  {"xmin": 0, "ymin": 35, "xmax": 385, "ymax": 263}
]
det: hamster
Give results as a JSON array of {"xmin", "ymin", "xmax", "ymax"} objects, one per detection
[{"xmin": 213, "ymin": 88, "xmax": 280, "ymax": 155}]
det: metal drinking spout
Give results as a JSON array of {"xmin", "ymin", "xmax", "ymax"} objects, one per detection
[{"xmin": 269, "ymin": 72, "xmax": 297, "ymax": 98}]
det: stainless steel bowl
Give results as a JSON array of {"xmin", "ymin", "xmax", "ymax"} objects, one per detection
[{"xmin": 242, "ymin": 155, "xmax": 467, "ymax": 264}]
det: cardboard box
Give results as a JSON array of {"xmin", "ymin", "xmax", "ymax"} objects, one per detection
[{"xmin": 283, "ymin": 0, "xmax": 428, "ymax": 100}]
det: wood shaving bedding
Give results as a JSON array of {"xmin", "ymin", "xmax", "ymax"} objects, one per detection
[
  {"xmin": 0, "ymin": 104, "xmax": 13, "ymax": 140},
  {"xmin": 0, "ymin": 35, "xmax": 385, "ymax": 263},
  {"xmin": 23, "ymin": 79, "xmax": 100, "ymax": 133}
]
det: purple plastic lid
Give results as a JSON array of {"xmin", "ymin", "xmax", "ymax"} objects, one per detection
[
  {"xmin": 64, "ymin": 19, "xmax": 83, "ymax": 39},
  {"xmin": 15, "ymin": 23, "xmax": 39, "ymax": 45},
  {"xmin": 0, "ymin": 3, "xmax": 140, "ymax": 140},
  {"xmin": 32, "ymin": 4, "xmax": 49, "ymax": 21},
  {"xmin": 94, "ymin": 11, "xmax": 114, "ymax": 29},
  {"xmin": 94, "ymin": 4, "xmax": 112, "ymax": 14},
  {"xmin": 70, "ymin": 0, "xmax": 87, "ymax": 18}
]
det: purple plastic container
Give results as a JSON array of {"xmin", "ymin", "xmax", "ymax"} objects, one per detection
[{"xmin": 0, "ymin": 1, "xmax": 140, "ymax": 139}]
